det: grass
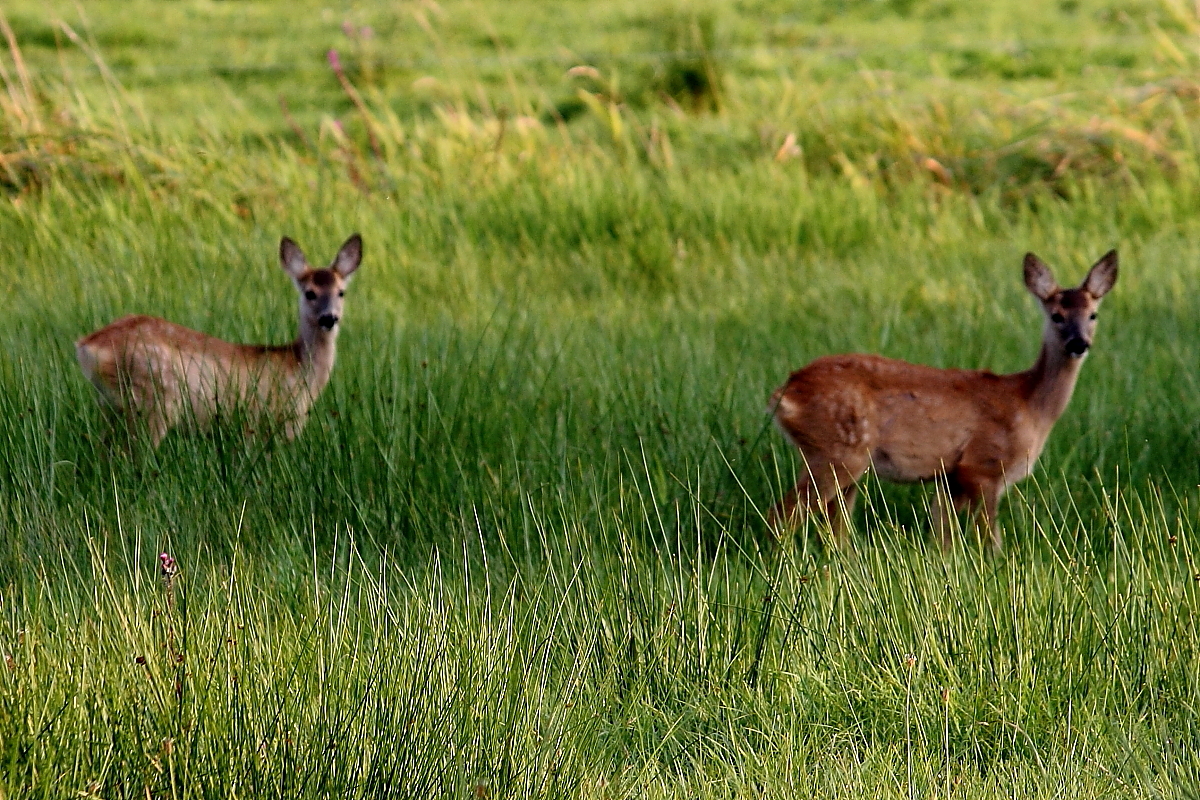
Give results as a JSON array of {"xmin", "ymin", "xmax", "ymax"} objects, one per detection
[{"xmin": 2, "ymin": 0, "xmax": 1200, "ymax": 796}]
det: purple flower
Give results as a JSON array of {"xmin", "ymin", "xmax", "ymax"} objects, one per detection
[{"xmin": 327, "ymin": 49, "xmax": 343, "ymax": 72}]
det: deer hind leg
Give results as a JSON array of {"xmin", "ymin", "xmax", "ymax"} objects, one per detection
[
  {"xmin": 827, "ymin": 483, "xmax": 859, "ymax": 545},
  {"xmin": 770, "ymin": 452, "xmax": 867, "ymax": 548},
  {"xmin": 143, "ymin": 408, "xmax": 172, "ymax": 449},
  {"xmin": 932, "ymin": 475, "xmax": 974, "ymax": 550},
  {"xmin": 767, "ymin": 473, "xmax": 812, "ymax": 534},
  {"xmin": 819, "ymin": 458, "xmax": 869, "ymax": 547},
  {"xmin": 116, "ymin": 397, "xmax": 170, "ymax": 450},
  {"xmin": 975, "ymin": 481, "xmax": 1005, "ymax": 553},
  {"xmin": 123, "ymin": 368, "xmax": 176, "ymax": 450},
  {"xmin": 282, "ymin": 412, "xmax": 308, "ymax": 442},
  {"xmin": 99, "ymin": 372, "xmax": 143, "ymax": 453},
  {"xmin": 88, "ymin": 401, "xmax": 132, "ymax": 458}
]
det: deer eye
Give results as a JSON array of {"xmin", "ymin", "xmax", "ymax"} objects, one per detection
[
  {"xmin": 304, "ymin": 290, "xmax": 317, "ymax": 301},
  {"xmin": 1089, "ymin": 312, "xmax": 1097, "ymax": 320},
  {"xmin": 338, "ymin": 291, "xmax": 345, "ymax": 297},
  {"xmin": 1050, "ymin": 312, "xmax": 1065, "ymax": 323}
]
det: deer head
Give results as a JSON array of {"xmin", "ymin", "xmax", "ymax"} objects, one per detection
[
  {"xmin": 280, "ymin": 233, "xmax": 363, "ymax": 334},
  {"xmin": 1023, "ymin": 249, "xmax": 1118, "ymax": 359}
]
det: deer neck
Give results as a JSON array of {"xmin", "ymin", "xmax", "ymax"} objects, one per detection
[
  {"xmin": 1023, "ymin": 337, "xmax": 1084, "ymax": 427},
  {"xmin": 295, "ymin": 319, "xmax": 339, "ymax": 394}
]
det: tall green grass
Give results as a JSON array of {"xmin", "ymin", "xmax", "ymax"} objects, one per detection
[
  {"xmin": 4, "ymin": 156, "xmax": 1200, "ymax": 798},
  {"xmin": 3, "ymin": 0, "xmax": 1200, "ymax": 796}
]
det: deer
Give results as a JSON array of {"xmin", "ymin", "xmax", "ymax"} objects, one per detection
[
  {"xmin": 768, "ymin": 250, "xmax": 1118, "ymax": 551},
  {"xmin": 75, "ymin": 233, "xmax": 363, "ymax": 448}
]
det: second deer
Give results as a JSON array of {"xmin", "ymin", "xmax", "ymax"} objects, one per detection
[
  {"xmin": 76, "ymin": 234, "xmax": 363, "ymax": 447},
  {"xmin": 769, "ymin": 250, "xmax": 1118, "ymax": 550}
]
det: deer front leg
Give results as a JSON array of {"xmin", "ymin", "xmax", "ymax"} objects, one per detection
[{"xmin": 949, "ymin": 470, "xmax": 1005, "ymax": 553}]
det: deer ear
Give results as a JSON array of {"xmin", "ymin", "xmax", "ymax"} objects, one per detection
[
  {"xmin": 1081, "ymin": 249, "xmax": 1118, "ymax": 298},
  {"xmin": 332, "ymin": 233, "xmax": 363, "ymax": 280},
  {"xmin": 280, "ymin": 237, "xmax": 308, "ymax": 280},
  {"xmin": 1023, "ymin": 253, "xmax": 1058, "ymax": 301}
]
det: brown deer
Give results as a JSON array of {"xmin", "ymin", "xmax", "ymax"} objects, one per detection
[
  {"xmin": 76, "ymin": 234, "xmax": 363, "ymax": 447},
  {"xmin": 769, "ymin": 250, "xmax": 1117, "ymax": 550}
]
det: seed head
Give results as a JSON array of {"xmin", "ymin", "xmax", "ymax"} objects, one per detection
[{"xmin": 566, "ymin": 65, "xmax": 601, "ymax": 81}]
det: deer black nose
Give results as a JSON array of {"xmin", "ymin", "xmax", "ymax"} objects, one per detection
[
  {"xmin": 318, "ymin": 314, "xmax": 339, "ymax": 330},
  {"xmin": 1065, "ymin": 337, "xmax": 1089, "ymax": 357}
]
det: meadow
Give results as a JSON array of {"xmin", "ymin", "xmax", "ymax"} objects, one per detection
[{"xmin": 3, "ymin": 0, "xmax": 1200, "ymax": 796}]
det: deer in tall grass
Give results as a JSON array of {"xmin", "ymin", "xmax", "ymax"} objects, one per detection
[
  {"xmin": 769, "ymin": 250, "xmax": 1118, "ymax": 551},
  {"xmin": 76, "ymin": 234, "xmax": 363, "ymax": 447}
]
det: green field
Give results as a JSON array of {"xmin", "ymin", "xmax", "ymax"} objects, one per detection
[{"xmin": 3, "ymin": 0, "xmax": 1200, "ymax": 796}]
